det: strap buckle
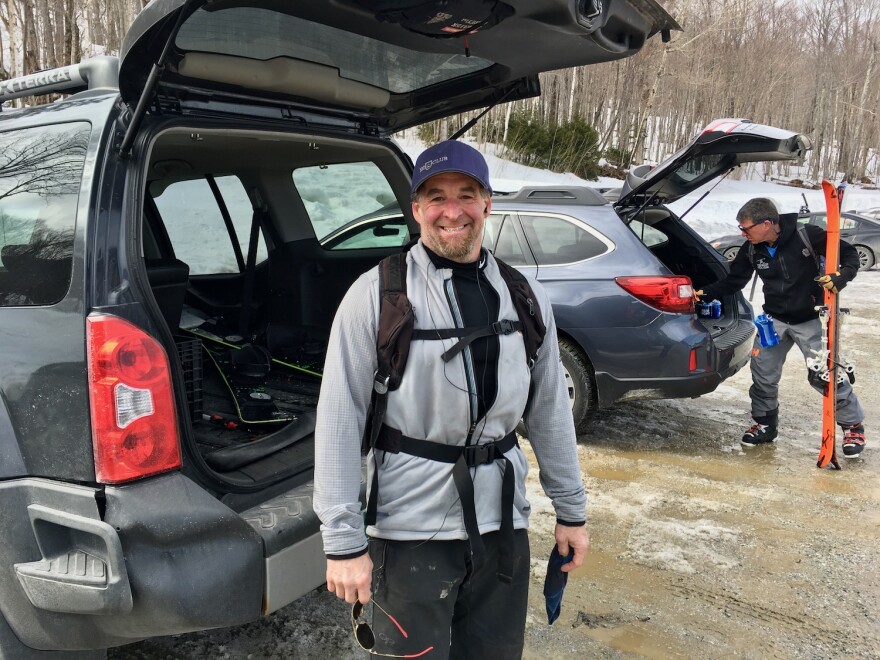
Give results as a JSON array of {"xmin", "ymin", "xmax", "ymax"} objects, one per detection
[
  {"xmin": 373, "ymin": 371, "xmax": 390, "ymax": 394},
  {"xmin": 463, "ymin": 443, "xmax": 495, "ymax": 466},
  {"xmin": 492, "ymin": 319, "xmax": 517, "ymax": 335}
]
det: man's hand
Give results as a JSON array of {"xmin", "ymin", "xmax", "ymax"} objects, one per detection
[
  {"xmin": 815, "ymin": 271, "xmax": 847, "ymax": 294},
  {"xmin": 694, "ymin": 289, "xmax": 705, "ymax": 298},
  {"xmin": 326, "ymin": 553, "xmax": 373, "ymax": 605},
  {"xmin": 555, "ymin": 524, "xmax": 590, "ymax": 573}
]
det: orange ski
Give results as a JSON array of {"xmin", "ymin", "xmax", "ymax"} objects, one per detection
[{"xmin": 817, "ymin": 180, "xmax": 841, "ymax": 469}]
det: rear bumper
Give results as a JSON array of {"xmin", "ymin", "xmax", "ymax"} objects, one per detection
[
  {"xmin": 596, "ymin": 369, "xmax": 725, "ymax": 404},
  {"xmin": 0, "ymin": 471, "xmax": 323, "ymax": 651},
  {"xmin": 595, "ymin": 318, "xmax": 754, "ymax": 406}
]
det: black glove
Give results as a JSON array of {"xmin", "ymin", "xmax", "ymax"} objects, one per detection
[{"xmin": 815, "ymin": 271, "xmax": 847, "ymax": 294}]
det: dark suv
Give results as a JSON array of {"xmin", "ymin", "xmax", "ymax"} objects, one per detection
[{"xmin": 0, "ymin": 0, "xmax": 679, "ymax": 655}]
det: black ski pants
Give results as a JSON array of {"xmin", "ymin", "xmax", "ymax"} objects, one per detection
[{"xmin": 366, "ymin": 530, "xmax": 530, "ymax": 659}]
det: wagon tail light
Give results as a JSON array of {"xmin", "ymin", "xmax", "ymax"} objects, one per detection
[
  {"xmin": 86, "ymin": 314, "xmax": 181, "ymax": 484},
  {"xmin": 615, "ymin": 276, "xmax": 695, "ymax": 313}
]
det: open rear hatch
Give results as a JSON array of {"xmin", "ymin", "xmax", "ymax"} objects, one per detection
[
  {"xmin": 119, "ymin": 0, "xmax": 680, "ymax": 134},
  {"xmin": 126, "ymin": 0, "xmax": 681, "ymax": 490},
  {"xmin": 616, "ymin": 118, "xmax": 812, "ymax": 212},
  {"xmin": 616, "ymin": 119, "xmax": 812, "ymax": 351}
]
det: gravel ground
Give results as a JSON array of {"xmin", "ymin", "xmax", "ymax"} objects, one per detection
[{"xmin": 111, "ymin": 271, "xmax": 880, "ymax": 659}]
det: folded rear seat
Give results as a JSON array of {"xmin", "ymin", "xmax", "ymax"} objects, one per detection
[{"xmin": 144, "ymin": 258, "xmax": 190, "ymax": 331}]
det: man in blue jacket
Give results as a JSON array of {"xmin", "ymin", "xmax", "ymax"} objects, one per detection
[{"xmin": 697, "ymin": 197, "xmax": 866, "ymax": 456}]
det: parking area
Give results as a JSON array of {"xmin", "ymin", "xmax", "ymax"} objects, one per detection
[{"xmin": 111, "ymin": 272, "xmax": 880, "ymax": 659}]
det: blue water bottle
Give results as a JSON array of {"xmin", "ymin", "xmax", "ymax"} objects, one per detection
[{"xmin": 754, "ymin": 314, "xmax": 779, "ymax": 347}]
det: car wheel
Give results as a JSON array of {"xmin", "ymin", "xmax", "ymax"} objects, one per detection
[
  {"xmin": 723, "ymin": 246, "xmax": 739, "ymax": 261},
  {"xmin": 559, "ymin": 338, "xmax": 598, "ymax": 434},
  {"xmin": 515, "ymin": 338, "xmax": 598, "ymax": 438},
  {"xmin": 855, "ymin": 244, "xmax": 875, "ymax": 271}
]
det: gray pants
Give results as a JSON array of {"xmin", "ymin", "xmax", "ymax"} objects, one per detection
[{"xmin": 749, "ymin": 316, "xmax": 864, "ymax": 427}]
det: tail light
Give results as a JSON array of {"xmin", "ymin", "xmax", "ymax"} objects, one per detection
[
  {"xmin": 86, "ymin": 314, "xmax": 181, "ymax": 483},
  {"xmin": 615, "ymin": 276, "xmax": 695, "ymax": 314}
]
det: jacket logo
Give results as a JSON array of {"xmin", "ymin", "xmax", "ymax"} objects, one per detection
[
  {"xmin": 755, "ymin": 258, "xmax": 769, "ymax": 270},
  {"xmin": 419, "ymin": 156, "xmax": 448, "ymax": 173}
]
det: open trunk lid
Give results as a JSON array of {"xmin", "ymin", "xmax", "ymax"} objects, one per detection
[
  {"xmin": 616, "ymin": 119, "xmax": 812, "ymax": 212},
  {"xmin": 119, "ymin": 0, "xmax": 680, "ymax": 134}
]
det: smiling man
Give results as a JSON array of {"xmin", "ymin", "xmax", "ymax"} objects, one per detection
[{"xmin": 314, "ymin": 140, "xmax": 589, "ymax": 659}]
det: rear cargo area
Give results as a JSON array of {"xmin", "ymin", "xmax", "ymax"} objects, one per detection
[
  {"xmin": 630, "ymin": 208, "xmax": 752, "ymax": 334},
  {"xmin": 139, "ymin": 127, "xmax": 408, "ymax": 495}
]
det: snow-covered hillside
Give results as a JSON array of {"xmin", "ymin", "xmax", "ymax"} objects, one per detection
[{"xmin": 395, "ymin": 132, "xmax": 880, "ymax": 243}]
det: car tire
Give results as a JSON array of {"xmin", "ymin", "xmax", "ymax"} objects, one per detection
[
  {"xmin": 559, "ymin": 338, "xmax": 598, "ymax": 434},
  {"xmin": 515, "ymin": 338, "xmax": 598, "ymax": 438},
  {"xmin": 854, "ymin": 244, "xmax": 875, "ymax": 271},
  {"xmin": 723, "ymin": 246, "xmax": 739, "ymax": 261}
]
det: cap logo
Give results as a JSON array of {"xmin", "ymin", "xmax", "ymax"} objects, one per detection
[{"xmin": 420, "ymin": 156, "xmax": 448, "ymax": 173}]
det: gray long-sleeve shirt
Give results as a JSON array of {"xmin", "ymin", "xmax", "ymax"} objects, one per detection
[{"xmin": 313, "ymin": 242, "xmax": 587, "ymax": 556}]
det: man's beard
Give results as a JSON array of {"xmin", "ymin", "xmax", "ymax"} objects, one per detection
[{"xmin": 424, "ymin": 227, "xmax": 479, "ymax": 262}]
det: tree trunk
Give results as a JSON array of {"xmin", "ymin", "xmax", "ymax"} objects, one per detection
[
  {"xmin": 631, "ymin": 40, "xmax": 669, "ymax": 165},
  {"xmin": 6, "ymin": 0, "xmax": 18, "ymax": 80}
]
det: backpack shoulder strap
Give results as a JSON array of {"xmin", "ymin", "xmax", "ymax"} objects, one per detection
[
  {"xmin": 363, "ymin": 251, "xmax": 414, "ymax": 455},
  {"xmin": 376, "ymin": 251, "xmax": 414, "ymax": 393},
  {"xmin": 494, "ymin": 258, "xmax": 546, "ymax": 366},
  {"xmin": 796, "ymin": 225, "xmax": 821, "ymax": 270}
]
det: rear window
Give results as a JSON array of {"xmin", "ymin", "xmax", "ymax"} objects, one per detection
[
  {"xmin": 485, "ymin": 213, "xmax": 529, "ymax": 266},
  {"xmin": 0, "ymin": 122, "xmax": 88, "ymax": 306},
  {"xmin": 152, "ymin": 175, "xmax": 263, "ymax": 275},
  {"xmin": 293, "ymin": 162, "xmax": 408, "ymax": 250},
  {"xmin": 176, "ymin": 8, "xmax": 492, "ymax": 94}
]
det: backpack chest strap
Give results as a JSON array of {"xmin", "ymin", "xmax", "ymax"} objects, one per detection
[{"xmin": 412, "ymin": 319, "xmax": 521, "ymax": 362}]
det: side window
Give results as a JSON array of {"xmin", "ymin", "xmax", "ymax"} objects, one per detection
[
  {"xmin": 629, "ymin": 220, "xmax": 669, "ymax": 248},
  {"xmin": 520, "ymin": 214, "xmax": 610, "ymax": 265},
  {"xmin": 0, "ymin": 122, "xmax": 88, "ymax": 307},
  {"xmin": 292, "ymin": 162, "xmax": 407, "ymax": 250},
  {"xmin": 485, "ymin": 214, "xmax": 527, "ymax": 266},
  {"xmin": 841, "ymin": 217, "xmax": 858, "ymax": 230},
  {"xmin": 152, "ymin": 176, "xmax": 263, "ymax": 275},
  {"xmin": 811, "ymin": 214, "xmax": 827, "ymax": 229}
]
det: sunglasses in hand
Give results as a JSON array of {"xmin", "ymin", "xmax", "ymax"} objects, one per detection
[{"xmin": 351, "ymin": 600, "xmax": 434, "ymax": 658}]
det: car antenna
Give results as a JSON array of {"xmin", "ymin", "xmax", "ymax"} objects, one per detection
[
  {"xmin": 678, "ymin": 168, "xmax": 733, "ymax": 220},
  {"xmin": 118, "ymin": 0, "xmax": 207, "ymax": 157},
  {"xmin": 448, "ymin": 86, "xmax": 520, "ymax": 141}
]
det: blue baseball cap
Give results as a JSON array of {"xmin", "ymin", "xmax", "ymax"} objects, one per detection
[{"xmin": 410, "ymin": 140, "xmax": 492, "ymax": 196}]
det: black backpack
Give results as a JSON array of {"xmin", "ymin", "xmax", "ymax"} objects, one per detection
[
  {"xmin": 360, "ymin": 249, "xmax": 546, "ymax": 582},
  {"xmin": 363, "ymin": 249, "xmax": 546, "ymax": 453}
]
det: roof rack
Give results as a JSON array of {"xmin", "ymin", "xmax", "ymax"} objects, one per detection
[
  {"xmin": 501, "ymin": 186, "xmax": 608, "ymax": 206},
  {"xmin": 0, "ymin": 56, "xmax": 119, "ymax": 106}
]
